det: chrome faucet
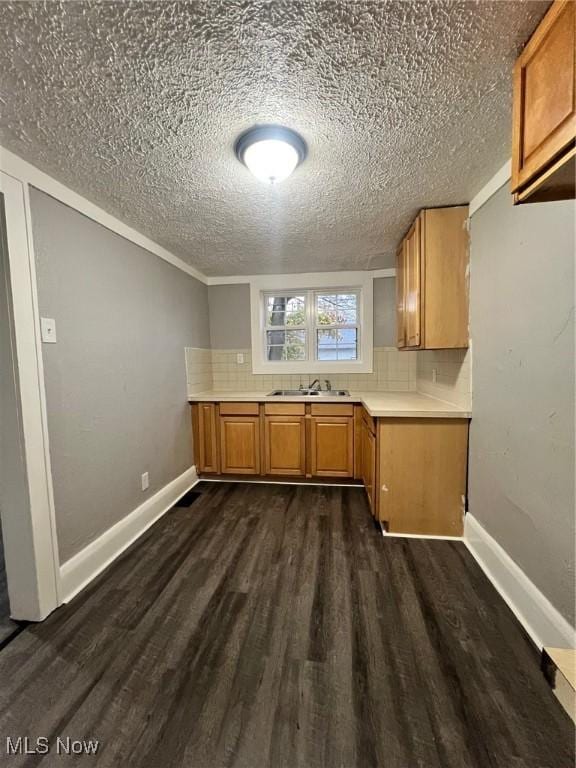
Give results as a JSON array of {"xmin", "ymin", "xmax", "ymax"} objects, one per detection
[{"xmin": 308, "ymin": 379, "xmax": 321, "ymax": 391}]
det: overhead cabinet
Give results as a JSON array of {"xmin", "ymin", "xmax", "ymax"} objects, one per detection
[
  {"xmin": 396, "ymin": 206, "xmax": 469, "ymax": 350},
  {"xmin": 511, "ymin": 0, "xmax": 576, "ymax": 204}
]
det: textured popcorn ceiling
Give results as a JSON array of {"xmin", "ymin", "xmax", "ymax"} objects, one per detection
[{"xmin": 0, "ymin": 1, "xmax": 548, "ymax": 276}]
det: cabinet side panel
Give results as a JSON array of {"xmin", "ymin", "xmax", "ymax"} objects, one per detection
[
  {"xmin": 379, "ymin": 418, "xmax": 468, "ymax": 536},
  {"xmin": 423, "ymin": 207, "xmax": 469, "ymax": 349}
]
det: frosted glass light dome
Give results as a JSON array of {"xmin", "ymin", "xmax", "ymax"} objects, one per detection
[{"xmin": 235, "ymin": 125, "xmax": 307, "ymax": 184}]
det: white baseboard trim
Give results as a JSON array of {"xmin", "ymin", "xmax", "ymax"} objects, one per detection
[
  {"xmin": 464, "ymin": 513, "xmax": 576, "ymax": 650},
  {"xmin": 382, "ymin": 531, "xmax": 463, "ymax": 542},
  {"xmin": 59, "ymin": 465, "xmax": 199, "ymax": 603}
]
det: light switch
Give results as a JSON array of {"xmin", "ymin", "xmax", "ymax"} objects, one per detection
[
  {"xmin": 40, "ymin": 317, "xmax": 57, "ymax": 343},
  {"xmin": 236, "ymin": 353, "xmax": 244, "ymax": 365}
]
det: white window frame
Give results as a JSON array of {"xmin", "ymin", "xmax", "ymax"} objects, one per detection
[{"xmin": 250, "ymin": 272, "xmax": 373, "ymax": 374}]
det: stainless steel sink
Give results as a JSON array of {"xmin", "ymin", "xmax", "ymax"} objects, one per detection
[{"xmin": 268, "ymin": 389, "xmax": 350, "ymax": 397}]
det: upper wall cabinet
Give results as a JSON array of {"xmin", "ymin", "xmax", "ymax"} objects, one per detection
[
  {"xmin": 511, "ymin": 0, "xmax": 576, "ymax": 204},
  {"xmin": 396, "ymin": 206, "xmax": 469, "ymax": 351}
]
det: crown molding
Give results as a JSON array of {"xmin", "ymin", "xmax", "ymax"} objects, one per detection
[
  {"xmin": 0, "ymin": 145, "xmax": 398, "ymax": 286},
  {"xmin": 469, "ymin": 159, "xmax": 512, "ymax": 217},
  {"xmin": 0, "ymin": 145, "xmax": 208, "ymax": 284}
]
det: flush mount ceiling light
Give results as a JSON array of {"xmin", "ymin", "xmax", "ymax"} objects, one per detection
[{"xmin": 235, "ymin": 125, "xmax": 307, "ymax": 184}]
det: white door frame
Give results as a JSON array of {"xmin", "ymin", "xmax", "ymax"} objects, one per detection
[{"xmin": 0, "ymin": 169, "xmax": 60, "ymax": 620}]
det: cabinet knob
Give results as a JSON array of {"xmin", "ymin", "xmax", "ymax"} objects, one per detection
[{"xmin": 381, "ymin": 484, "xmax": 389, "ymax": 492}]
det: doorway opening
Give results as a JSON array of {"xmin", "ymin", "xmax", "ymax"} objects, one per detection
[{"xmin": 0, "ymin": 170, "xmax": 60, "ymax": 628}]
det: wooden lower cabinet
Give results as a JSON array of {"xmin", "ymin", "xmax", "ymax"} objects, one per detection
[
  {"xmin": 219, "ymin": 415, "xmax": 261, "ymax": 475},
  {"xmin": 377, "ymin": 418, "xmax": 468, "ymax": 536},
  {"xmin": 264, "ymin": 415, "xmax": 306, "ymax": 476},
  {"xmin": 310, "ymin": 416, "xmax": 354, "ymax": 478},
  {"xmin": 191, "ymin": 401, "xmax": 469, "ymax": 536},
  {"xmin": 361, "ymin": 421, "xmax": 376, "ymax": 515},
  {"xmin": 193, "ymin": 402, "xmax": 219, "ymax": 474}
]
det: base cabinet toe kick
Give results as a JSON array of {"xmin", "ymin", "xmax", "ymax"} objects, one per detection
[{"xmin": 191, "ymin": 401, "xmax": 469, "ymax": 537}]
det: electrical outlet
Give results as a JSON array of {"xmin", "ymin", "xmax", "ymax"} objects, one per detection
[
  {"xmin": 141, "ymin": 472, "xmax": 149, "ymax": 491},
  {"xmin": 432, "ymin": 368, "xmax": 437, "ymax": 383},
  {"xmin": 236, "ymin": 353, "xmax": 244, "ymax": 365}
]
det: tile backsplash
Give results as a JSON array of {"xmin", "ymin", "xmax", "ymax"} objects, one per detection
[
  {"xmin": 416, "ymin": 348, "xmax": 471, "ymax": 409},
  {"xmin": 186, "ymin": 347, "xmax": 417, "ymax": 395},
  {"xmin": 186, "ymin": 345, "xmax": 471, "ymax": 408},
  {"xmin": 185, "ymin": 347, "xmax": 213, "ymax": 395}
]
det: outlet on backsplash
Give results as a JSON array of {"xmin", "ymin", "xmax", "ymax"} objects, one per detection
[{"xmin": 416, "ymin": 349, "xmax": 471, "ymax": 409}]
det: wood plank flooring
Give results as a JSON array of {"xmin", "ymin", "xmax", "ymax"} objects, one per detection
[{"xmin": 0, "ymin": 482, "xmax": 573, "ymax": 767}]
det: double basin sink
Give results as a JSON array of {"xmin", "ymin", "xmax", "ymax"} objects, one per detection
[{"xmin": 268, "ymin": 389, "xmax": 350, "ymax": 397}]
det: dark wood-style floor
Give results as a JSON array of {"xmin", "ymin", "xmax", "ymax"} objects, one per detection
[{"xmin": 0, "ymin": 482, "xmax": 573, "ymax": 767}]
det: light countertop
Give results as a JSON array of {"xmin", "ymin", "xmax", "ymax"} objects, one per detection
[{"xmin": 188, "ymin": 390, "xmax": 471, "ymax": 419}]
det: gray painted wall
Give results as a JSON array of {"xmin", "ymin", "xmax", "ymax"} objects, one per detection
[
  {"xmin": 469, "ymin": 186, "xmax": 575, "ymax": 625},
  {"xmin": 207, "ymin": 278, "xmax": 396, "ymax": 349},
  {"xmin": 374, "ymin": 277, "xmax": 396, "ymax": 347},
  {"xmin": 208, "ymin": 284, "xmax": 251, "ymax": 349},
  {"xmin": 31, "ymin": 189, "xmax": 210, "ymax": 563}
]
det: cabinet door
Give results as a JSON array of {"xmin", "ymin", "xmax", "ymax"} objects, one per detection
[
  {"xmin": 195, "ymin": 403, "xmax": 219, "ymax": 473},
  {"xmin": 361, "ymin": 422, "xmax": 376, "ymax": 516},
  {"xmin": 220, "ymin": 416, "xmax": 261, "ymax": 475},
  {"xmin": 264, "ymin": 416, "xmax": 305, "ymax": 476},
  {"xmin": 396, "ymin": 243, "xmax": 406, "ymax": 348},
  {"xmin": 310, "ymin": 417, "xmax": 354, "ymax": 477},
  {"xmin": 405, "ymin": 216, "xmax": 421, "ymax": 348},
  {"xmin": 512, "ymin": 0, "xmax": 576, "ymax": 194},
  {"xmin": 378, "ymin": 418, "xmax": 468, "ymax": 536}
]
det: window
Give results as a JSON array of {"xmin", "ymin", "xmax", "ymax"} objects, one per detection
[
  {"xmin": 265, "ymin": 294, "xmax": 307, "ymax": 360},
  {"xmin": 263, "ymin": 291, "xmax": 359, "ymax": 362},
  {"xmin": 315, "ymin": 291, "xmax": 358, "ymax": 361},
  {"xmin": 251, "ymin": 274, "xmax": 373, "ymax": 374}
]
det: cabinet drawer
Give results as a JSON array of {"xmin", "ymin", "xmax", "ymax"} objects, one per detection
[
  {"xmin": 264, "ymin": 402, "xmax": 305, "ymax": 416},
  {"xmin": 218, "ymin": 402, "xmax": 260, "ymax": 416},
  {"xmin": 310, "ymin": 403, "xmax": 354, "ymax": 417}
]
